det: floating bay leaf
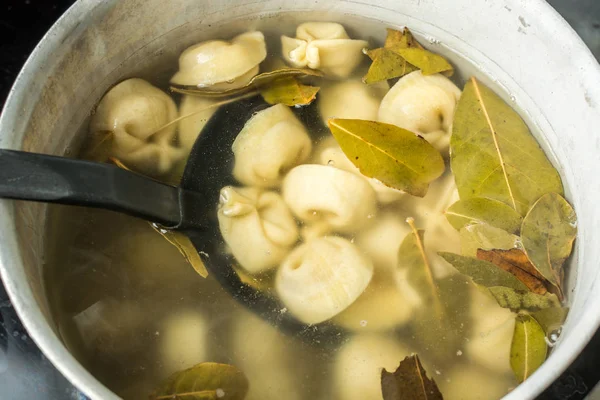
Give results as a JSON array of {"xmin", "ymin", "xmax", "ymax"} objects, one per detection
[
  {"xmin": 151, "ymin": 362, "xmax": 249, "ymax": 400},
  {"xmin": 381, "ymin": 354, "xmax": 443, "ymax": 400},
  {"xmin": 488, "ymin": 286, "xmax": 560, "ymax": 312},
  {"xmin": 438, "ymin": 252, "xmax": 528, "ymax": 291},
  {"xmin": 363, "ymin": 48, "xmax": 418, "ymax": 84},
  {"xmin": 170, "ymin": 68, "xmax": 323, "ymax": 98},
  {"xmin": 521, "ymin": 192, "xmax": 577, "ymax": 289},
  {"xmin": 459, "ymin": 223, "xmax": 520, "ymax": 257},
  {"xmin": 445, "ymin": 197, "xmax": 522, "ymax": 233},
  {"xmin": 477, "ymin": 248, "xmax": 549, "ymax": 296},
  {"xmin": 151, "ymin": 224, "xmax": 208, "ymax": 278},
  {"xmin": 259, "ymin": 76, "xmax": 320, "ymax": 106},
  {"xmin": 384, "ymin": 27, "xmax": 423, "ymax": 49},
  {"xmin": 450, "ymin": 77, "xmax": 563, "ymax": 216},
  {"xmin": 510, "ymin": 314, "xmax": 547, "ymax": 383},
  {"xmin": 531, "ymin": 307, "xmax": 569, "ymax": 333},
  {"xmin": 328, "ymin": 119, "xmax": 445, "ymax": 196},
  {"xmin": 393, "ymin": 48, "xmax": 453, "ymax": 76}
]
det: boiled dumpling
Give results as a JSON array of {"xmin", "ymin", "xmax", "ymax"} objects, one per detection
[
  {"xmin": 232, "ymin": 104, "xmax": 312, "ymax": 188},
  {"xmin": 318, "ymin": 79, "xmax": 388, "ymax": 124},
  {"xmin": 218, "ymin": 186, "xmax": 298, "ymax": 274},
  {"xmin": 378, "ymin": 71, "xmax": 461, "ymax": 153},
  {"xmin": 281, "ymin": 22, "xmax": 368, "ymax": 78},
  {"xmin": 312, "ymin": 137, "xmax": 405, "ymax": 204},
  {"xmin": 334, "ymin": 335, "xmax": 411, "ymax": 400},
  {"xmin": 90, "ymin": 78, "xmax": 184, "ymax": 177},
  {"xmin": 275, "ymin": 236, "xmax": 374, "ymax": 324},
  {"xmin": 178, "ymin": 96, "xmax": 218, "ymax": 152},
  {"xmin": 159, "ymin": 310, "xmax": 208, "ymax": 375},
  {"xmin": 282, "ymin": 164, "xmax": 377, "ymax": 233},
  {"xmin": 171, "ymin": 31, "xmax": 266, "ymax": 88},
  {"xmin": 466, "ymin": 286, "xmax": 516, "ymax": 373}
]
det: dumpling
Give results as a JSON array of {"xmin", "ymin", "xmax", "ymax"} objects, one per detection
[
  {"xmin": 282, "ymin": 164, "xmax": 377, "ymax": 233},
  {"xmin": 332, "ymin": 276, "xmax": 414, "ymax": 332},
  {"xmin": 178, "ymin": 96, "xmax": 218, "ymax": 152},
  {"xmin": 217, "ymin": 186, "xmax": 298, "ymax": 274},
  {"xmin": 378, "ymin": 71, "xmax": 462, "ymax": 153},
  {"xmin": 90, "ymin": 78, "xmax": 184, "ymax": 177},
  {"xmin": 318, "ymin": 79, "xmax": 388, "ymax": 124},
  {"xmin": 171, "ymin": 31, "xmax": 266, "ymax": 88},
  {"xmin": 159, "ymin": 310, "xmax": 208, "ymax": 375},
  {"xmin": 334, "ymin": 335, "xmax": 411, "ymax": 400},
  {"xmin": 312, "ymin": 137, "xmax": 405, "ymax": 204},
  {"xmin": 232, "ymin": 104, "xmax": 312, "ymax": 188},
  {"xmin": 281, "ymin": 22, "xmax": 368, "ymax": 78},
  {"xmin": 466, "ymin": 286, "xmax": 516, "ymax": 373},
  {"xmin": 275, "ymin": 236, "xmax": 374, "ymax": 324}
]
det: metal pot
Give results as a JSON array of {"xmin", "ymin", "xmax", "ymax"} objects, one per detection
[{"xmin": 0, "ymin": 0, "xmax": 599, "ymax": 398}]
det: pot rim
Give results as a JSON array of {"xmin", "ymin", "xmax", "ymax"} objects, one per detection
[{"xmin": 0, "ymin": 1, "xmax": 599, "ymax": 399}]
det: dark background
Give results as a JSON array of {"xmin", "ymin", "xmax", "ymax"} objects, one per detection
[{"xmin": 0, "ymin": 0, "xmax": 599, "ymax": 399}]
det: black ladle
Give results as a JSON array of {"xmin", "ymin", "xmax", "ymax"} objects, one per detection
[{"xmin": 0, "ymin": 97, "xmax": 342, "ymax": 341}]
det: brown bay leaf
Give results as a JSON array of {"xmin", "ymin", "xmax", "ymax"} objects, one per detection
[
  {"xmin": 531, "ymin": 307, "xmax": 569, "ymax": 333},
  {"xmin": 392, "ymin": 48, "xmax": 453, "ymax": 76},
  {"xmin": 328, "ymin": 119, "xmax": 445, "ymax": 196},
  {"xmin": 477, "ymin": 248, "xmax": 549, "ymax": 296},
  {"xmin": 521, "ymin": 192, "xmax": 577, "ymax": 290},
  {"xmin": 450, "ymin": 77, "xmax": 563, "ymax": 216},
  {"xmin": 459, "ymin": 223, "xmax": 520, "ymax": 257},
  {"xmin": 510, "ymin": 314, "xmax": 547, "ymax": 383},
  {"xmin": 381, "ymin": 354, "xmax": 443, "ymax": 400},
  {"xmin": 151, "ymin": 362, "xmax": 249, "ymax": 400},
  {"xmin": 488, "ymin": 286, "xmax": 560, "ymax": 312},
  {"xmin": 446, "ymin": 197, "xmax": 522, "ymax": 233},
  {"xmin": 259, "ymin": 76, "xmax": 320, "ymax": 106}
]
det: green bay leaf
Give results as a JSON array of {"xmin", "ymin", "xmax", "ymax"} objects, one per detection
[
  {"xmin": 259, "ymin": 76, "xmax": 320, "ymax": 106},
  {"xmin": 151, "ymin": 362, "xmax": 249, "ymax": 400},
  {"xmin": 459, "ymin": 223, "xmax": 521, "ymax": 257},
  {"xmin": 488, "ymin": 286, "xmax": 561, "ymax": 312},
  {"xmin": 446, "ymin": 197, "xmax": 522, "ymax": 233},
  {"xmin": 450, "ymin": 78, "xmax": 563, "ymax": 216},
  {"xmin": 438, "ymin": 252, "xmax": 528, "ymax": 291},
  {"xmin": 328, "ymin": 119, "xmax": 445, "ymax": 196},
  {"xmin": 510, "ymin": 314, "xmax": 547, "ymax": 383},
  {"xmin": 392, "ymin": 47, "xmax": 453, "ymax": 76},
  {"xmin": 521, "ymin": 192, "xmax": 577, "ymax": 288},
  {"xmin": 531, "ymin": 307, "xmax": 569, "ymax": 333},
  {"xmin": 381, "ymin": 354, "xmax": 443, "ymax": 400},
  {"xmin": 384, "ymin": 27, "xmax": 423, "ymax": 49},
  {"xmin": 363, "ymin": 48, "xmax": 418, "ymax": 84}
]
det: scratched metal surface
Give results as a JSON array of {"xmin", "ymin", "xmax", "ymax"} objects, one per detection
[{"xmin": 0, "ymin": 0, "xmax": 599, "ymax": 399}]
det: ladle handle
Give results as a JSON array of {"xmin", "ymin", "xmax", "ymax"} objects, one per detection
[{"xmin": 0, "ymin": 149, "xmax": 183, "ymax": 227}]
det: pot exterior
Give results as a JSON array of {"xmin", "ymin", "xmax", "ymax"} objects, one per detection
[{"xmin": 0, "ymin": 1, "xmax": 599, "ymax": 399}]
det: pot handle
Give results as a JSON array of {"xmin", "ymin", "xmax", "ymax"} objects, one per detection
[{"xmin": 0, "ymin": 149, "xmax": 185, "ymax": 228}]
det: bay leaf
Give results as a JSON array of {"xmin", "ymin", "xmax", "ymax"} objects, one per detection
[
  {"xmin": 170, "ymin": 68, "xmax": 323, "ymax": 98},
  {"xmin": 445, "ymin": 197, "xmax": 522, "ymax": 233},
  {"xmin": 460, "ymin": 223, "xmax": 521, "ymax": 257},
  {"xmin": 151, "ymin": 224, "xmax": 208, "ymax": 278},
  {"xmin": 521, "ymin": 192, "xmax": 577, "ymax": 289},
  {"xmin": 328, "ymin": 119, "xmax": 445, "ymax": 196},
  {"xmin": 363, "ymin": 48, "xmax": 418, "ymax": 84},
  {"xmin": 450, "ymin": 77, "xmax": 563, "ymax": 216},
  {"xmin": 510, "ymin": 314, "xmax": 547, "ymax": 383},
  {"xmin": 488, "ymin": 286, "xmax": 560, "ymax": 312},
  {"xmin": 151, "ymin": 362, "xmax": 248, "ymax": 400},
  {"xmin": 459, "ymin": 223, "xmax": 520, "ymax": 257},
  {"xmin": 384, "ymin": 27, "xmax": 423, "ymax": 49},
  {"xmin": 82, "ymin": 131, "xmax": 113, "ymax": 162},
  {"xmin": 531, "ymin": 307, "xmax": 569, "ymax": 333},
  {"xmin": 438, "ymin": 252, "xmax": 528, "ymax": 291},
  {"xmin": 392, "ymin": 48, "xmax": 453, "ymax": 76},
  {"xmin": 259, "ymin": 76, "xmax": 320, "ymax": 106},
  {"xmin": 381, "ymin": 354, "xmax": 443, "ymax": 400},
  {"xmin": 477, "ymin": 248, "xmax": 549, "ymax": 296}
]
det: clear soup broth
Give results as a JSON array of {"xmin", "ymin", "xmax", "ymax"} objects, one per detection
[{"xmin": 44, "ymin": 12, "xmax": 572, "ymax": 400}]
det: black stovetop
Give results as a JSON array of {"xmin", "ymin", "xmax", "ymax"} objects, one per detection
[{"xmin": 1, "ymin": 1, "xmax": 599, "ymax": 399}]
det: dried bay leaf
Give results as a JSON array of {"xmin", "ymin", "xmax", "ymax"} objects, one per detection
[
  {"xmin": 531, "ymin": 307, "xmax": 569, "ymax": 333},
  {"xmin": 381, "ymin": 354, "xmax": 443, "ymax": 400},
  {"xmin": 328, "ymin": 119, "xmax": 445, "ymax": 196},
  {"xmin": 445, "ymin": 197, "xmax": 522, "ymax": 233},
  {"xmin": 151, "ymin": 362, "xmax": 248, "ymax": 400},
  {"xmin": 459, "ymin": 223, "xmax": 520, "ymax": 257},
  {"xmin": 477, "ymin": 248, "xmax": 549, "ymax": 296},
  {"xmin": 521, "ymin": 192, "xmax": 577, "ymax": 289},
  {"xmin": 151, "ymin": 224, "xmax": 208, "ymax": 278},
  {"xmin": 363, "ymin": 48, "xmax": 418, "ymax": 84},
  {"xmin": 510, "ymin": 314, "xmax": 547, "ymax": 383},
  {"xmin": 259, "ymin": 76, "xmax": 320, "ymax": 106},
  {"xmin": 438, "ymin": 252, "xmax": 528, "ymax": 291},
  {"xmin": 488, "ymin": 286, "xmax": 560, "ymax": 312},
  {"xmin": 384, "ymin": 27, "xmax": 424, "ymax": 49},
  {"xmin": 450, "ymin": 78, "xmax": 563, "ymax": 216},
  {"xmin": 393, "ymin": 48, "xmax": 453, "ymax": 76}
]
